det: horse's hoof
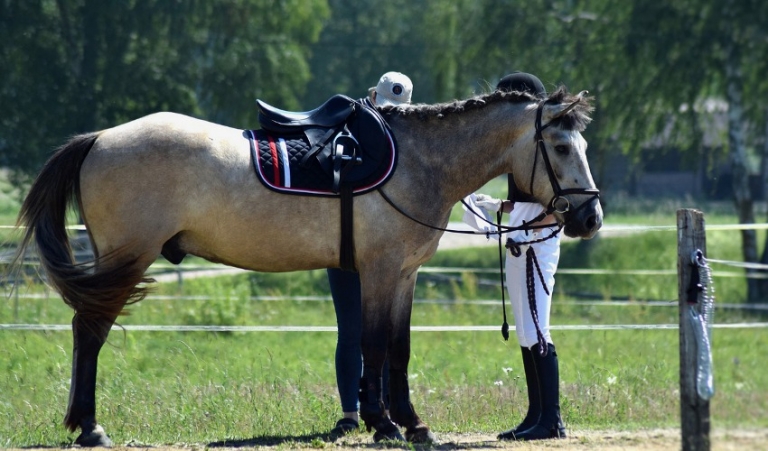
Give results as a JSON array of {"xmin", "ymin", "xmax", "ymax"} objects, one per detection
[
  {"xmin": 373, "ymin": 429, "xmax": 406, "ymax": 443},
  {"xmin": 405, "ymin": 425, "xmax": 437, "ymax": 443},
  {"xmin": 75, "ymin": 424, "xmax": 112, "ymax": 447}
]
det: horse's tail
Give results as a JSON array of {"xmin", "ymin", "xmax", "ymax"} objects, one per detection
[{"xmin": 14, "ymin": 133, "xmax": 151, "ymax": 325}]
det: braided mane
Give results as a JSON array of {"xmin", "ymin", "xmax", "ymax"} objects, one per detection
[{"xmin": 380, "ymin": 86, "xmax": 593, "ymax": 131}]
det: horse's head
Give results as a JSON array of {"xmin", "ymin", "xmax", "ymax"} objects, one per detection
[{"xmin": 512, "ymin": 87, "xmax": 603, "ymax": 239}]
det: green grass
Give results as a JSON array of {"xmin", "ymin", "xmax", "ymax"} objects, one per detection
[
  {"xmin": 2, "ymin": 310, "xmax": 765, "ymax": 446},
  {"xmin": 2, "ymin": 174, "xmax": 767, "ymax": 446}
]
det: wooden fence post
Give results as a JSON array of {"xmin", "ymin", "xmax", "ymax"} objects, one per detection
[{"xmin": 677, "ymin": 208, "xmax": 710, "ymax": 451}]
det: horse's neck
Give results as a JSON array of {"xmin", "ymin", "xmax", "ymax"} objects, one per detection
[{"xmin": 397, "ymin": 102, "xmax": 533, "ymax": 206}]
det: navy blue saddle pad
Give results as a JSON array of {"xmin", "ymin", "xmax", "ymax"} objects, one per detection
[{"xmin": 247, "ymin": 128, "xmax": 396, "ymax": 196}]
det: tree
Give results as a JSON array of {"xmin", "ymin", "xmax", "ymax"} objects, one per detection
[
  {"xmin": 419, "ymin": 0, "xmax": 648, "ymax": 191},
  {"xmin": 0, "ymin": 0, "xmax": 329, "ymax": 180},
  {"xmin": 623, "ymin": 0, "xmax": 768, "ymax": 302},
  {"xmin": 416, "ymin": 0, "xmax": 768, "ymax": 302},
  {"xmin": 302, "ymin": 0, "xmax": 431, "ymax": 107}
]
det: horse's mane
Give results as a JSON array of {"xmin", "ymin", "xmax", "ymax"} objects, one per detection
[{"xmin": 380, "ymin": 86, "xmax": 593, "ymax": 131}]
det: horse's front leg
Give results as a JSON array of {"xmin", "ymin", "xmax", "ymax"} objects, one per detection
[
  {"xmin": 388, "ymin": 269, "xmax": 436, "ymax": 443},
  {"xmin": 358, "ymin": 269, "xmax": 404, "ymax": 442},
  {"xmin": 64, "ymin": 314, "xmax": 114, "ymax": 447}
]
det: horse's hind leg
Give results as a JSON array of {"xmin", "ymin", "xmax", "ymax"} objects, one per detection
[
  {"xmin": 64, "ymin": 313, "xmax": 116, "ymax": 447},
  {"xmin": 60, "ymin": 251, "xmax": 152, "ymax": 446},
  {"xmin": 387, "ymin": 271, "xmax": 435, "ymax": 443}
]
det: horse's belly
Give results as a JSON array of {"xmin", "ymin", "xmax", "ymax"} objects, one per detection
[
  {"xmin": 184, "ymin": 234, "xmax": 339, "ymax": 272},
  {"xmin": 175, "ymin": 204, "xmax": 343, "ymax": 272}
]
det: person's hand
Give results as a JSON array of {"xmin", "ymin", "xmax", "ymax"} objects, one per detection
[{"xmin": 474, "ymin": 193, "xmax": 502, "ymax": 212}]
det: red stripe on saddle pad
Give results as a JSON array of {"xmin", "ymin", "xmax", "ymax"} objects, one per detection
[{"xmin": 267, "ymin": 134, "xmax": 281, "ymax": 186}]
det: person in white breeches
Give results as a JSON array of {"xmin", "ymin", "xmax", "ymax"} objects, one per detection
[{"xmin": 462, "ymin": 72, "xmax": 567, "ymax": 442}]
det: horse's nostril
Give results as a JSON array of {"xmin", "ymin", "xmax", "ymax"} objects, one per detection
[{"xmin": 585, "ymin": 215, "xmax": 597, "ymax": 231}]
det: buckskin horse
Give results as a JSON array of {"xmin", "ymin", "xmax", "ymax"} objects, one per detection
[{"xmin": 13, "ymin": 86, "xmax": 602, "ymax": 446}]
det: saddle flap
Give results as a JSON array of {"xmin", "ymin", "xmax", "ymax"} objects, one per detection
[
  {"xmin": 314, "ymin": 100, "xmax": 392, "ymax": 183},
  {"xmin": 257, "ymin": 94, "xmax": 356, "ymax": 133}
]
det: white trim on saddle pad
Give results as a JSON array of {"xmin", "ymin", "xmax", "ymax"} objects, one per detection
[{"xmin": 277, "ymin": 137, "xmax": 291, "ymax": 187}]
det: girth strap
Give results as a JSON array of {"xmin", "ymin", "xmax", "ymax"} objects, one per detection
[{"xmin": 340, "ymin": 184, "xmax": 356, "ymax": 271}]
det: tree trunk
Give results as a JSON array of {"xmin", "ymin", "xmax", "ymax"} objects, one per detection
[
  {"xmin": 758, "ymin": 109, "xmax": 768, "ymax": 300},
  {"xmin": 725, "ymin": 37, "xmax": 760, "ymax": 303}
]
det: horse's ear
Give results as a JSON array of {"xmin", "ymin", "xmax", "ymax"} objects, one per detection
[{"xmin": 550, "ymin": 90, "xmax": 589, "ymax": 120}]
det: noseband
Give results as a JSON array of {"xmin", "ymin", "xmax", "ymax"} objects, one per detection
[{"xmin": 530, "ymin": 100, "xmax": 600, "ymax": 217}]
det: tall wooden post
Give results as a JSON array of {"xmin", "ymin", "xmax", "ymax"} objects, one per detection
[{"xmin": 677, "ymin": 209, "xmax": 710, "ymax": 451}]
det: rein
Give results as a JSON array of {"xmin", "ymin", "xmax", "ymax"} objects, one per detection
[{"xmin": 377, "ymin": 188, "xmax": 550, "ymax": 236}]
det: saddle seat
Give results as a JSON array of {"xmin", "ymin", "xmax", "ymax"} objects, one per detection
[{"xmin": 257, "ymin": 94, "xmax": 355, "ymax": 133}]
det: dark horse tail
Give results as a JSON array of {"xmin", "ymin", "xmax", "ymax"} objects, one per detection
[{"xmin": 14, "ymin": 133, "xmax": 151, "ymax": 328}]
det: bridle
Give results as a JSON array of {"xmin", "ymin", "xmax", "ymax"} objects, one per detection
[
  {"xmin": 378, "ymin": 97, "xmax": 600, "ymax": 235},
  {"xmin": 529, "ymin": 99, "xmax": 600, "ymax": 219}
]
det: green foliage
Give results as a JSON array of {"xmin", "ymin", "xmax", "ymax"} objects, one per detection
[
  {"xmin": 2, "ymin": 299, "xmax": 766, "ymax": 446},
  {"xmin": 303, "ymin": 0, "xmax": 432, "ymax": 107},
  {"xmin": 0, "ymin": 0, "xmax": 329, "ymax": 177}
]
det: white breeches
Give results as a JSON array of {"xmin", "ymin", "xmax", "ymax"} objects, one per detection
[
  {"xmin": 459, "ymin": 197, "xmax": 562, "ymax": 349},
  {"xmin": 505, "ymin": 238, "xmax": 560, "ymax": 348}
]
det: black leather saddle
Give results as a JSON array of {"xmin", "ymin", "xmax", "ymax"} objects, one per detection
[
  {"xmin": 256, "ymin": 94, "xmax": 394, "ymax": 193},
  {"xmin": 257, "ymin": 95, "xmax": 356, "ymax": 132}
]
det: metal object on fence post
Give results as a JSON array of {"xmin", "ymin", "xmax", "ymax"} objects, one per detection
[
  {"xmin": 677, "ymin": 209, "xmax": 711, "ymax": 451},
  {"xmin": 689, "ymin": 249, "xmax": 715, "ymax": 400}
]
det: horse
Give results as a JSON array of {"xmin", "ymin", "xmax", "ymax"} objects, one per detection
[{"xmin": 13, "ymin": 86, "xmax": 603, "ymax": 446}]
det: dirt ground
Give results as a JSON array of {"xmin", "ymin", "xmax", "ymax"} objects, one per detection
[
  {"xmin": 415, "ymin": 429, "xmax": 768, "ymax": 451},
  {"xmin": 25, "ymin": 428, "xmax": 758, "ymax": 451},
  {"xmin": 311, "ymin": 429, "xmax": 763, "ymax": 451},
  {"xmin": 200, "ymin": 429, "xmax": 766, "ymax": 451}
]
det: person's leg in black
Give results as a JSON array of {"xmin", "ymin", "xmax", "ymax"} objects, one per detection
[
  {"xmin": 328, "ymin": 268, "xmax": 362, "ymax": 436},
  {"xmin": 507, "ymin": 343, "xmax": 566, "ymax": 441}
]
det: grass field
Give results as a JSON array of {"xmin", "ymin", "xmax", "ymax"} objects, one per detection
[
  {"xmin": 3, "ymin": 296, "xmax": 766, "ymax": 447},
  {"xmin": 1, "ymin": 177, "xmax": 767, "ymax": 448}
]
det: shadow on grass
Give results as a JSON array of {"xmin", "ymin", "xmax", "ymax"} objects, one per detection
[
  {"xmin": 18, "ymin": 446, "xmax": 71, "ymax": 450},
  {"xmin": 207, "ymin": 433, "xmax": 335, "ymax": 448},
  {"xmin": 208, "ymin": 433, "xmax": 502, "ymax": 449}
]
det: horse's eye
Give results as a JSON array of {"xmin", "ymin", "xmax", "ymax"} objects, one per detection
[{"xmin": 554, "ymin": 145, "xmax": 569, "ymax": 155}]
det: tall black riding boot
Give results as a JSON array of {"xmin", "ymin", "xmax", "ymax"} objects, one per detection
[
  {"xmin": 507, "ymin": 343, "xmax": 566, "ymax": 441},
  {"xmin": 498, "ymin": 346, "xmax": 540, "ymax": 439}
]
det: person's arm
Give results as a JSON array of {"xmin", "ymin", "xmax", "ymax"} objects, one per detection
[
  {"xmin": 499, "ymin": 200, "xmax": 556, "ymax": 230},
  {"xmin": 526, "ymin": 212, "xmax": 556, "ymax": 229}
]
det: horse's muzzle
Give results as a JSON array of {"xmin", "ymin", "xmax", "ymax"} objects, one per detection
[{"xmin": 561, "ymin": 196, "xmax": 603, "ymax": 239}]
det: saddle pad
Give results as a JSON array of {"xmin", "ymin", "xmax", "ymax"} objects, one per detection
[{"xmin": 247, "ymin": 128, "xmax": 396, "ymax": 196}]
